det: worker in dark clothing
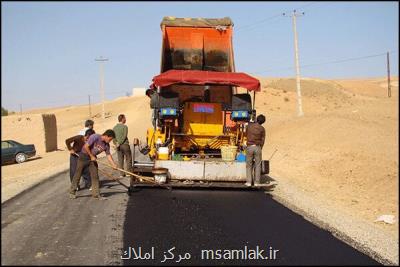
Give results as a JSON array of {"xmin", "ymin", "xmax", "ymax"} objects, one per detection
[
  {"xmin": 65, "ymin": 129, "xmax": 95, "ymax": 190},
  {"xmin": 79, "ymin": 119, "xmax": 94, "ymax": 136},
  {"xmin": 146, "ymin": 88, "xmax": 158, "ymax": 128},
  {"xmin": 113, "ymin": 114, "xmax": 133, "ymax": 178},
  {"xmin": 69, "ymin": 130, "xmax": 118, "ymax": 200},
  {"xmin": 245, "ymin": 114, "xmax": 266, "ymax": 187}
]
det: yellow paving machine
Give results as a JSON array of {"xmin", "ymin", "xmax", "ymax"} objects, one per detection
[{"xmin": 131, "ymin": 17, "xmax": 266, "ymax": 188}]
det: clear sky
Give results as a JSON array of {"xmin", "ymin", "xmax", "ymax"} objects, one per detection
[{"xmin": 2, "ymin": 1, "xmax": 398, "ymax": 111}]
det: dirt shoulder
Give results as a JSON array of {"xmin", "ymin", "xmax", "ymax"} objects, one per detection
[
  {"xmin": 1, "ymin": 151, "xmax": 69, "ymax": 203},
  {"xmin": 1, "ymin": 150, "xmax": 115, "ymax": 203}
]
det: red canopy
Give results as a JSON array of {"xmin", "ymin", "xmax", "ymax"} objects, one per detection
[{"xmin": 150, "ymin": 70, "xmax": 261, "ymax": 92}]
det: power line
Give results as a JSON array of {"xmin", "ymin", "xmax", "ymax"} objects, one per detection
[
  {"xmin": 300, "ymin": 51, "xmax": 396, "ymax": 69},
  {"xmin": 236, "ymin": 14, "xmax": 282, "ymax": 32},
  {"xmin": 236, "ymin": 2, "xmax": 317, "ymax": 32},
  {"xmin": 251, "ymin": 50, "xmax": 398, "ymax": 74}
]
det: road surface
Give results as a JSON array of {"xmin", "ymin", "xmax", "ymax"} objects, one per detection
[{"xmin": 1, "ymin": 169, "xmax": 379, "ymax": 265}]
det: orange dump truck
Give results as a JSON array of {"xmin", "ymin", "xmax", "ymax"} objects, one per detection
[{"xmin": 160, "ymin": 16, "xmax": 235, "ymax": 72}]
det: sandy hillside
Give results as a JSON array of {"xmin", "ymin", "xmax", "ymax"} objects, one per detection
[
  {"xmin": 256, "ymin": 76, "xmax": 399, "ymax": 237},
  {"xmin": 2, "ymin": 77, "xmax": 398, "ymax": 239}
]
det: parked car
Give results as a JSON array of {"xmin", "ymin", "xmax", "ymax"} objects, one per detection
[{"xmin": 1, "ymin": 140, "xmax": 36, "ymax": 164}]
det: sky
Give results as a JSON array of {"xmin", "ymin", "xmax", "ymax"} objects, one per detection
[{"xmin": 1, "ymin": 1, "xmax": 399, "ymax": 111}]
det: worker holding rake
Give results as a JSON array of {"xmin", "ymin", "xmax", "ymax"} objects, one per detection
[
  {"xmin": 69, "ymin": 129, "xmax": 118, "ymax": 200},
  {"xmin": 65, "ymin": 128, "xmax": 95, "ymax": 190}
]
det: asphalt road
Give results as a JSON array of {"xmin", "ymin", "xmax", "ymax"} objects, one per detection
[
  {"xmin": 1, "ymin": 167, "xmax": 128, "ymax": 265},
  {"xmin": 2, "ymin": 169, "xmax": 380, "ymax": 266}
]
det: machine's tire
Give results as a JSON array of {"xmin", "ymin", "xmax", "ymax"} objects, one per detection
[{"xmin": 15, "ymin": 153, "xmax": 27, "ymax": 164}]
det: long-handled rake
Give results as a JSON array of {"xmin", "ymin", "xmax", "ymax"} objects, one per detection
[
  {"xmin": 98, "ymin": 162, "xmax": 171, "ymax": 190},
  {"xmin": 98, "ymin": 168, "xmax": 131, "ymax": 190}
]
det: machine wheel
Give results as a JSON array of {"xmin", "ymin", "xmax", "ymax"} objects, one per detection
[{"xmin": 15, "ymin": 153, "xmax": 27, "ymax": 164}]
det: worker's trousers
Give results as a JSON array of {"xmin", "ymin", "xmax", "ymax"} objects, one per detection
[
  {"xmin": 245, "ymin": 145, "xmax": 262, "ymax": 184},
  {"xmin": 70, "ymin": 153, "xmax": 100, "ymax": 197},
  {"xmin": 69, "ymin": 154, "xmax": 91, "ymax": 188},
  {"xmin": 116, "ymin": 144, "xmax": 133, "ymax": 176}
]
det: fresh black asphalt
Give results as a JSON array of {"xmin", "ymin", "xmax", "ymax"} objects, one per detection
[{"xmin": 122, "ymin": 188, "xmax": 379, "ymax": 266}]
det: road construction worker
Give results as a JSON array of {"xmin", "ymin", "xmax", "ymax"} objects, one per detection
[
  {"xmin": 79, "ymin": 119, "xmax": 94, "ymax": 136},
  {"xmin": 245, "ymin": 114, "xmax": 266, "ymax": 187},
  {"xmin": 69, "ymin": 129, "xmax": 118, "ymax": 200},
  {"xmin": 145, "ymin": 88, "xmax": 158, "ymax": 127},
  {"xmin": 65, "ymin": 129, "xmax": 95, "ymax": 190},
  {"xmin": 113, "ymin": 114, "xmax": 133, "ymax": 178}
]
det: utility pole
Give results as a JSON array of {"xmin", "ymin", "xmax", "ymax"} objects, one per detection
[
  {"xmin": 88, "ymin": 94, "xmax": 92, "ymax": 118},
  {"xmin": 95, "ymin": 56, "xmax": 109, "ymax": 119},
  {"xmin": 19, "ymin": 104, "xmax": 22, "ymax": 115},
  {"xmin": 387, "ymin": 52, "xmax": 391, "ymax": 98},
  {"xmin": 284, "ymin": 10, "xmax": 304, "ymax": 117}
]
